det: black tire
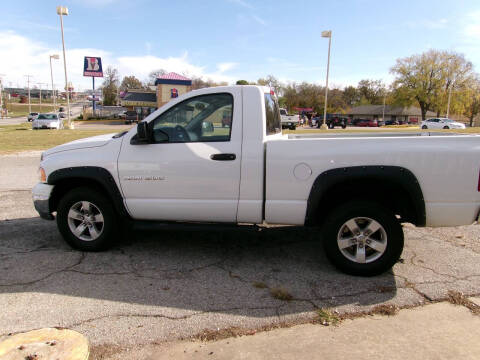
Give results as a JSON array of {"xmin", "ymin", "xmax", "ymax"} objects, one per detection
[
  {"xmin": 328, "ymin": 123, "xmax": 334, "ymax": 129},
  {"xmin": 56, "ymin": 187, "xmax": 118, "ymax": 251},
  {"xmin": 443, "ymin": 126, "xmax": 449, "ymax": 129},
  {"xmin": 422, "ymin": 125, "xmax": 428, "ymax": 129},
  {"xmin": 341, "ymin": 124, "xmax": 346, "ymax": 129},
  {"xmin": 290, "ymin": 125, "xmax": 296, "ymax": 130},
  {"xmin": 321, "ymin": 201, "xmax": 404, "ymax": 276}
]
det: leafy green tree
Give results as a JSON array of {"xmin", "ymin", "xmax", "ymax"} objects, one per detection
[
  {"xmin": 101, "ymin": 67, "xmax": 119, "ymax": 106},
  {"xmin": 391, "ymin": 50, "xmax": 475, "ymax": 120},
  {"xmin": 236, "ymin": 80, "xmax": 249, "ymax": 85},
  {"xmin": 120, "ymin": 76, "xmax": 144, "ymax": 91},
  {"xmin": 463, "ymin": 77, "xmax": 480, "ymax": 127}
]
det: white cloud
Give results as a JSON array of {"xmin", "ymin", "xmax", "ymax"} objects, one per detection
[
  {"xmin": 227, "ymin": 0, "xmax": 253, "ymax": 9},
  {"xmin": 251, "ymin": 15, "xmax": 267, "ymax": 26},
  {"xmin": 0, "ymin": 31, "xmax": 236, "ymax": 91},
  {"xmin": 217, "ymin": 62, "xmax": 237, "ymax": 73}
]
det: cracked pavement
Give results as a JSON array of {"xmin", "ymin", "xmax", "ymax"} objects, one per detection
[{"xmin": 0, "ymin": 152, "xmax": 479, "ymax": 349}]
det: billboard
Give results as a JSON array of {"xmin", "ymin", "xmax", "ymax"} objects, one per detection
[{"xmin": 83, "ymin": 56, "xmax": 103, "ymax": 77}]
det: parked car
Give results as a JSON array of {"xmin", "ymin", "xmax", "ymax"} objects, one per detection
[
  {"xmin": 421, "ymin": 118, "xmax": 466, "ymax": 130},
  {"xmin": 124, "ymin": 111, "xmax": 139, "ymax": 124},
  {"xmin": 279, "ymin": 108, "xmax": 298, "ymax": 130},
  {"xmin": 353, "ymin": 118, "xmax": 378, "ymax": 127},
  {"xmin": 385, "ymin": 120, "xmax": 399, "ymax": 126},
  {"xmin": 27, "ymin": 112, "xmax": 39, "ymax": 122},
  {"xmin": 32, "ymin": 113, "xmax": 62, "ymax": 129},
  {"xmin": 33, "ymin": 86, "xmax": 480, "ymax": 276},
  {"xmin": 58, "ymin": 112, "xmax": 66, "ymax": 119},
  {"xmin": 324, "ymin": 115, "xmax": 347, "ymax": 129}
]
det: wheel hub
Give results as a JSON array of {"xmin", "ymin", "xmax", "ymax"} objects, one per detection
[{"xmin": 337, "ymin": 217, "xmax": 388, "ymax": 264}]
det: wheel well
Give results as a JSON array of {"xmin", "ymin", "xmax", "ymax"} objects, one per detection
[
  {"xmin": 49, "ymin": 178, "xmax": 109, "ymax": 213},
  {"xmin": 305, "ymin": 166, "xmax": 426, "ymax": 228}
]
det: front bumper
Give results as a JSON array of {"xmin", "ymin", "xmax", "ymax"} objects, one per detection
[{"xmin": 32, "ymin": 183, "xmax": 55, "ymax": 220}]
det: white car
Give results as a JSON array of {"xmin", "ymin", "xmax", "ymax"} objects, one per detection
[
  {"xmin": 32, "ymin": 86, "xmax": 480, "ymax": 276},
  {"xmin": 27, "ymin": 112, "xmax": 39, "ymax": 122},
  {"xmin": 421, "ymin": 118, "xmax": 466, "ymax": 129},
  {"xmin": 32, "ymin": 113, "xmax": 63, "ymax": 130}
]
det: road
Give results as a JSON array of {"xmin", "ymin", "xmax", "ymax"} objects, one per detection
[
  {"xmin": 0, "ymin": 152, "xmax": 479, "ymax": 355},
  {"xmin": 0, "ymin": 102, "xmax": 84, "ymax": 125}
]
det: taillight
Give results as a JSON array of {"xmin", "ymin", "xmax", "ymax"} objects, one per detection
[{"xmin": 478, "ymin": 169, "xmax": 480, "ymax": 192}]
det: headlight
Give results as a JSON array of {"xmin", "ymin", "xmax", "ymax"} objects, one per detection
[{"xmin": 38, "ymin": 167, "xmax": 46, "ymax": 183}]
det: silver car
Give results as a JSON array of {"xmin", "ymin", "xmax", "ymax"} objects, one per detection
[{"xmin": 32, "ymin": 113, "xmax": 63, "ymax": 130}]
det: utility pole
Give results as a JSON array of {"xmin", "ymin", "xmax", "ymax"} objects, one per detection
[
  {"xmin": 321, "ymin": 30, "xmax": 332, "ymax": 130},
  {"xmin": 25, "ymin": 75, "xmax": 33, "ymax": 114},
  {"xmin": 50, "ymin": 54, "xmax": 59, "ymax": 112}
]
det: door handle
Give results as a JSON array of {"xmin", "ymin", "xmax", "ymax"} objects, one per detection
[{"xmin": 210, "ymin": 153, "xmax": 236, "ymax": 161}]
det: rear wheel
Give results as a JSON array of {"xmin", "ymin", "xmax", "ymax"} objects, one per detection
[
  {"xmin": 443, "ymin": 126, "xmax": 449, "ymax": 129},
  {"xmin": 56, "ymin": 187, "xmax": 118, "ymax": 251},
  {"xmin": 422, "ymin": 125, "xmax": 428, "ymax": 129},
  {"xmin": 321, "ymin": 201, "xmax": 404, "ymax": 276}
]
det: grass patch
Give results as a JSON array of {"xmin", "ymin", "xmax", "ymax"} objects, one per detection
[
  {"xmin": 270, "ymin": 287, "xmax": 293, "ymax": 301},
  {"xmin": 252, "ymin": 281, "xmax": 268, "ymax": 289},
  {"xmin": 0, "ymin": 123, "xmax": 115, "ymax": 154},
  {"xmin": 315, "ymin": 308, "xmax": 340, "ymax": 326},
  {"xmin": 5, "ymin": 103, "xmax": 57, "ymax": 117},
  {"xmin": 447, "ymin": 290, "xmax": 480, "ymax": 315}
]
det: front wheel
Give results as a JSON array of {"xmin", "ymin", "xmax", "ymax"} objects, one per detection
[
  {"xmin": 56, "ymin": 187, "xmax": 118, "ymax": 251},
  {"xmin": 443, "ymin": 126, "xmax": 449, "ymax": 129},
  {"xmin": 321, "ymin": 201, "xmax": 404, "ymax": 276},
  {"xmin": 422, "ymin": 125, "xmax": 428, "ymax": 129}
]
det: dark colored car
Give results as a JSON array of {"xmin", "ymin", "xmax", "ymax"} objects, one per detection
[
  {"xmin": 385, "ymin": 120, "xmax": 399, "ymax": 126},
  {"xmin": 124, "ymin": 111, "xmax": 139, "ymax": 124},
  {"xmin": 326, "ymin": 116, "xmax": 347, "ymax": 129}
]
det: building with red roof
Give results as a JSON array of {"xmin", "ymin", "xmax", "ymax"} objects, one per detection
[{"xmin": 154, "ymin": 72, "xmax": 192, "ymax": 107}]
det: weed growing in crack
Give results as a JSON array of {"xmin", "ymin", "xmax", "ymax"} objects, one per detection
[
  {"xmin": 252, "ymin": 281, "xmax": 268, "ymax": 289},
  {"xmin": 270, "ymin": 287, "xmax": 293, "ymax": 301},
  {"xmin": 315, "ymin": 308, "xmax": 340, "ymax": 326}
]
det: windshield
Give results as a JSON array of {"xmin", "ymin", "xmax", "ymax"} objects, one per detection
[{"xmin": 37, "ymin": 114, "xmax": 58, "ymax": 120}]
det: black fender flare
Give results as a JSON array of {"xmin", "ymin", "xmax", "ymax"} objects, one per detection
[
  {"xmin": 47, "ymin": 166, "xmax": 129, "ymax": 218},
  {"xmin": 305, "ymin": 166, "xmax": 426, "ymax": 226}
]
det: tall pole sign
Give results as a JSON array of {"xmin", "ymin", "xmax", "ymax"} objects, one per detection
[{"xmin": 83, "ymin": 56, "xmax": 103, "ymax": 116}]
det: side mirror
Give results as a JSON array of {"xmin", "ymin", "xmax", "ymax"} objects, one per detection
[
  {"xmin": 136, "ymin": 121, "xmax": 151, "ymax": 143},
  {"xmin": 202, "ymin": 121, "xmax": 214, "ymax": 133}
]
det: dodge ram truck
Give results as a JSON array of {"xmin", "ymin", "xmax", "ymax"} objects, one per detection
[{"xmin": 32, "ymin": 86, "xmax": 480, "ymax": 276}]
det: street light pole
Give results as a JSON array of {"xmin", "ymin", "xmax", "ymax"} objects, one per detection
[
  {"xmin": 50, "ymin": 54, "xmax": 59, "ymax": 112},
  {"xmin": 57, "ymin": 5, "xmax": 72, "ymax": 129},
  {"xmin": 321, "ymin": 30, "xmax": 332, "ymax": 130},
  {"xmin": 25, "ymin": 75, "xmax": 33, "ymax": 114},
  {"xmin": 446, "ymin": 84, "xmax": 453, "ymax": 119}
]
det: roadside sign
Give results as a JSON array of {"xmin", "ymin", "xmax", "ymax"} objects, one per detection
[{"xmin": 83, "ymin": 56, "xmax": 103, "ymax": 77}]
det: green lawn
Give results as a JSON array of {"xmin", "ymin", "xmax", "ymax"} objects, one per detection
[
  {"xmin": 5, "ymin": 103, "xmax": 57, "ymax": 117},
  {"xmin": 0, "ymin": 123, "xmax": 114, "ymax": 154}
]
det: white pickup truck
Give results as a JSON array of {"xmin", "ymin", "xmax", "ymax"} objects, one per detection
[
  {"xmin": 279, "ymin": 108, "xmax": 298, "ymax": 130},
  {"xmin": 32, "ymin": 86, "xmax": 480, "ymax": 276}
]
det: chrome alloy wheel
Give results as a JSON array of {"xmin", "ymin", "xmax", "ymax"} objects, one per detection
[
  {"xmin": 337, "ymin": 217, "xmax": 387, "ymax": 264},
  {"xmin": 67, "ymin": 201, "xmax": 104, "ymax": 241}
]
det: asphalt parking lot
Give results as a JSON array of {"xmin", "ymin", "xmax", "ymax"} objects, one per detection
[{"xmin": 0, "ymin": 151, "xmax": 479, "ymax": 353}]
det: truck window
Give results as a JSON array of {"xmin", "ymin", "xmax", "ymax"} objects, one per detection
[
  {"xmin": 265, "ymin": 93, "xmax": 281, "ymax": 136},
  {"xmin": 152, "ymin": 93, "xmax": 233, "ymax": 143}
]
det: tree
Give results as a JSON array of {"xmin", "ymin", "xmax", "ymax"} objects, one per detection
[
  {"xmin": 147, "ymin": 69, "xmax": 167, "ymax": 86},
  {"xmin": 342, "ymin": 85, "xmax": 360, "ymax": 107},
  {"xmin": 101, "ymin": 67, "xmax": 119, "ymax": 106},
  {"xmin": 120, "ymin": 76, "xmax": 144, "ymax": 91},
  {"xmin": 236, "ymin": 80, "xmax": 249, "ymax": 85},
  {"xmin": 463, "ymin": 77, "xmax": 480, "ymax": 127},
  {"xmin": 257, "ymin": 75, "xmax": 283, "ymax": 96},
  {"xmin": 391, "ymin": 50, "xmax": 475, "ymax": 120},
  {"xmin": 356, "ymin": 79, "xmax": 386, "ymax": 104}
]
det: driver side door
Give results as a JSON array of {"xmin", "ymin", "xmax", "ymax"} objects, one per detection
[{"xmin": 117, "ymin": 89, "xmax": 242, "ymax": 223}]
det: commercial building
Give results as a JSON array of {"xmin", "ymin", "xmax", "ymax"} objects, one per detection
[
  {"xmin": 154, "ymin": 72, "xmax": 192, "ymax": 108},
  {"xmin": 348, "ymin": 105, "xmax": 436, "ymax": 124}
]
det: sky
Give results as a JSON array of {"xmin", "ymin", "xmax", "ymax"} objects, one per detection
[{"xmin": 0, "ymin": 0, "xmax": 479, "ymax": 92}]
